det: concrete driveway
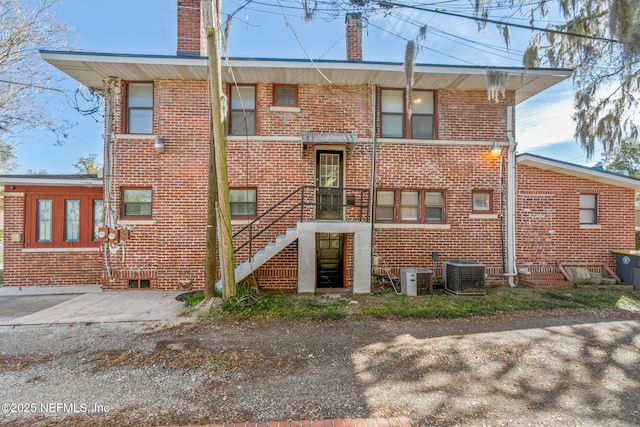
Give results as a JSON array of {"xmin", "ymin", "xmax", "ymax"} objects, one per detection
[{"xmin": 0, "ymin": 285, "xmax": 187, "ymax": 326}]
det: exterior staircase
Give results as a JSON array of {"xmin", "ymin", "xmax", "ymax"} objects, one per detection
[{"xmin": 216, "ymin": 225, "xmax": 301, "ymax": 291}]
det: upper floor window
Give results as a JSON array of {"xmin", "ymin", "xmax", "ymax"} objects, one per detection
[
  {"xmin": 579, "ymin": 194, "xmax": 598, "ymax": 224},
  {"xmin": 273, "ymin": 84, "xmax": 298, "ymax": 106},
  {"xmin": 472, "ymin": 190, "xmax": 493, "ymax": 214},
  {"xmin": 411, "ymin": 90, "xmax": 435, "ymax": 139},
  {"xmin": 122, "ymin": 189, "xmax": 152, "ymax": 218},
  {"xmin": 380, "ymin": 88, "xmax": 436, "ymax": 139},
  {"xmin": 127, "ymin": 82, "xmax": 153, "ymax": 134},
  {"xmin": 229, "ymin": 85, "xmax": 256, "ymax": 135},
  {"xmin": 381, "ymin": 89, "xmax": 404, "ymax": 138},
  {"xmin": 230, "ymin": 188, "xmax": 257, "ymax": 218}
]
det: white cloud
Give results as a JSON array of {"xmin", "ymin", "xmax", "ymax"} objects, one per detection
[{"xmin": 516, "ymin": 82, "xmax": 576, "ymax": 151}]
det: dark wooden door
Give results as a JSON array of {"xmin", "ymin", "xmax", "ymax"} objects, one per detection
[{"xmin": 316, "ymin": 232, "xmax": 344, "ymax": 288}]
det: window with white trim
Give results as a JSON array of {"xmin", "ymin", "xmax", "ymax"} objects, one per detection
[
  {"xmin": 579, "ymin": 194, "xmax": 598, "ymax": 224},
  {"xmin": 230, "ymin": 188, "xmax": 257, "ymax": 218},
  {"xmin": 127, "ymin": 82, "xmax": 153, "ymax": 134},
  {"xmin": 229, "ymin": 85, "xmax": 256, "ymax": 135}
]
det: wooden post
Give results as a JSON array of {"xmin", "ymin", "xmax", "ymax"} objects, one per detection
[{"xmin": 203, "ymin": 0, "xmax": 236, "ymax": 299}]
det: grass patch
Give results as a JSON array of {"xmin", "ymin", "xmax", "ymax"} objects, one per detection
[
  {"xmin": 203, "ymin": 286, "xmax": 640, "ymax": 321},
  {"xmin": 182, "ymin": 291, "xmax": 205, "ymax": 307}
]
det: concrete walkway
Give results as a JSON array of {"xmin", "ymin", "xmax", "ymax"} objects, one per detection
[{"xmin": 0, "ymin": 285, "xmax": 187, "ymax": 326}]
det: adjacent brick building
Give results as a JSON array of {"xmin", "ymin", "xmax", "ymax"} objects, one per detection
[{"xmin": 2, "ymin": 1, "xmax": 638, "ymax": 292}]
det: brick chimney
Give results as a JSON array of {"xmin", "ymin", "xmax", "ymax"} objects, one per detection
[
  {"xmin": 346, "ymin": 13, "xmax": 363, "ymax": 61},
  {"xmin": 177, "ymin": 0, "xmax": 207, "ymax": 57}
]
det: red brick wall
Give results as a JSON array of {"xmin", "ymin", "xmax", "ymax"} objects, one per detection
[
  {"xmin": 3, "ymin": 188, "xmax": 103, "ymax": 287},
  {"xmin": 177, "ymin": 0, "xmax": 204, "ymax": 56},
  {"xmin": 372, "ymin": 145, "xmax": 505, "ymax": 284},
  {"xmin": 516, "ymin": 164, "xmax": 636, "ymax": 275}
]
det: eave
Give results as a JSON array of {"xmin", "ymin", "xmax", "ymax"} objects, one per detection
[
  {"xmin": 0, "ymin": 175, "xmax": 102, "ymax": 187},
  {"xmin": 41, "ymin": 50, "xmax": 572, "ymax": 105},
  {"xmin": 516, "ymin": 153, "xmax": 640, "ymax": 190}
]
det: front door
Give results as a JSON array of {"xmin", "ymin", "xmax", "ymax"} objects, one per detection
[
  {"xmin": 316, "ymin": 151, "xmax": 343, "ymax": 220},
  {"xmin": 316, "ymin": 232, "xmax": 344, "ymax": 288}
]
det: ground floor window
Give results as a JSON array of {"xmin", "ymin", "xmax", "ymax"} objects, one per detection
[
  {"xmin": 25, "ymin": 189, "xmax": 103, "ymax": 248},
  {"xmin": 376, "ymin": 190, "xmax": 446, "ymax": 223},
  {"xmin": 579, "ymin": 193, "xmax": 598, "ymax": 224}
]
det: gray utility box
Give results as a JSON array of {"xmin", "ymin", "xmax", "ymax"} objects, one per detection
[
  {"xmin": 612, "ymin": 250, "xmax": 640, "ymax": 290},
  {"xmin": 443, "ymin": 260, "xmax": 486, "ymax": 296},
  {"xmin": 400, "ymin": 269, "xmax": 433, "ymax": 296}
]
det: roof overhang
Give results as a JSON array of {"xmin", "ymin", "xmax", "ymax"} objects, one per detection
[
  {"xmin": 41, "ymin": 51, "xmax": 572, "ymax": 104},
  {"xmin": 517, "ymin": 153, "xmax": 640, "ymax": 190},
  {"xmin": 0, "ymin": 175, "xmax": 102, "ymax": 187}
]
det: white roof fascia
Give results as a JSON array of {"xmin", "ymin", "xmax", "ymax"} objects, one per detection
[
  {"xmin": 0, "ymin": 177, "xmax": 102, "ymax": 187},
  {"xmin": 516, "ymin": 154, "xmax": 640, "ymax": 190}
]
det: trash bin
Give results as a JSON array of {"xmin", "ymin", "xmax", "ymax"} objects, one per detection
[
  {"xmin": 611, "ymin": 250, "xmax": 640, "ymax": 290},
  {"xmin": 400, "ymin": 269, "xmax": 433, "ymax": 296}
]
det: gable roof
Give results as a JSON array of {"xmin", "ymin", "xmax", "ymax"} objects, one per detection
[
  {"xmin": 40, "ymin": 50, "xmax": 572, "ymax": 105},
  {"xmin": 516, "ymin": 153, "xmax": 640, "ymax": 190}
]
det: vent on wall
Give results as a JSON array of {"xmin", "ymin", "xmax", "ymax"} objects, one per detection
[{"xmin": 443, "ymin": 260, "xmax": 486, "ymax": 296}]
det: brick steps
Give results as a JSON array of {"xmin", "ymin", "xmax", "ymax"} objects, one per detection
[{"xmin": 172, "ymin": 417, "xmax": 412, "ymax": 427}]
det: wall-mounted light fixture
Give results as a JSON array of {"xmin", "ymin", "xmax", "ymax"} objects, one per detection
[
  {"xmin": 154, "ymin": 136, "xmax": 165, "ymax": 153},
  {"xmin": 491, "ymin": 141, "xmax": 501, "ymax": 156}
]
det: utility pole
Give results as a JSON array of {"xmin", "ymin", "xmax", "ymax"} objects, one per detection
[{"xmin": 202, "ymin": 0, "xmax": 236, "ymax": 299}]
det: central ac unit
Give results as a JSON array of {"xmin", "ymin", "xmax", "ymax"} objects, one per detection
[
  {"xmin": 401, "ymin": 268, "xmax": 433, "ymax": 296},
  {"xmin": 443, "ymin": 260, "xmax": 486, "ymax": 296}
]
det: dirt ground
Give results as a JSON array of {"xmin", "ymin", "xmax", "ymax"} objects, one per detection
[{"xmin": 1, "ymin": 307, "xmax": 639, "ymax": 427}]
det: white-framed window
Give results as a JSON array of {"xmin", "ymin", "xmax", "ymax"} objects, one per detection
[
  {"xmin": 230, "ymin": 188, "xmax": 257, "ymax": 218},
  {"xmin": 127, "ymin": 82, "xmax": 153, "ymax": 134},
  {"xmin": 229, "ymin": 85, "xmax": 256, "ymax": 135},
  {"xmin": 579, "ymin": 194, "xmax": 598, "ymax": 224}
]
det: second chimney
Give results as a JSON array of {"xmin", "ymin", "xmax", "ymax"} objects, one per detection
[
  {"xmin": 346, "ymin": 13, "xmax": 363, "ymax": 61},
  {"xmin": 177, "ymin": 0, "xmax": 207, "ymax": 57}
]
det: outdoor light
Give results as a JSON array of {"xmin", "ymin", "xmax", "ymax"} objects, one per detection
[
  {"xmin": 154, "ymin": 136, "xmax": 165, "ymax": 153},
  {"xmin": 491, "ymin": 141, "xmax": 501, "ymax": 155}
]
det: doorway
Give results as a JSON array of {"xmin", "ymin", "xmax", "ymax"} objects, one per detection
[
  {"xmin": 316, "ymin": 232, "xmax": 344, "ymax": 288},
  {"xmin": 316, "ymin": 150, "xmax": 343, "ymax": 220}
]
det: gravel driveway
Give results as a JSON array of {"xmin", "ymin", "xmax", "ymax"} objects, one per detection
[{"xmin": 1, "ymin": 307, "xmax": 639, "ymax": 426}]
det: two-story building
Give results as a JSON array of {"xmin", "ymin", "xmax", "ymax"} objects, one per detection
[{"xmin": 2, "ymin": 0, "xmax": 638, "ymax": 293}]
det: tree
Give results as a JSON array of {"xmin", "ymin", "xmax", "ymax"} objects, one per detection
[
  {"xmin": 73, "ymin": 153, "xmax": 102, "ymax": 175},
  {"xmin": 0, "ymin": 0, "xmax": 71, "ymax": 171},
  {"xmin": 597, "ymin": 139, "xmax": 640, "ymax": 178}
]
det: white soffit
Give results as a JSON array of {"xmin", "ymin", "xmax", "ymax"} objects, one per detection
[
  {"xmin": 517, "ymin": 154, "xmax": 640, "ymax": 190},
  {"xmin": 41, "ymin": 51, "xmax": 572, "ymax": 104}
]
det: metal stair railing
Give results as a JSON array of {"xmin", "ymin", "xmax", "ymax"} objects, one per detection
[{"xmin": 232, "ymin": 185, "xmax": 370, "ymax": 261}]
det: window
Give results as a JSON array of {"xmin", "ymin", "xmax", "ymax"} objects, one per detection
[
  {"xmin": 380, "ymin": 88, "xmax": 436, "ymax": 139},
  {"xmin": 122, "ymin": 189, "xmax": 152, "ymax": 217},
  {"xmin": 472, "ymin": 190, "xmax": 493, "ymax": 214},
  {"xmin": 381, "ymin": 89, "xmax": 404, "ymax": 138},
  {"xmin": 93, "ymin": 200, "xmax": 104, "ymax": 241},
  {"xmin": 37, "ymin": 199, "xmax": 53, "ymax": 242},
  {"xmin": 129, "ymin": 279, "xmax": 151, "ymax": 289},
  {"xmin": 230, "ymin": 189, "xmax": 257, "ymax": 218},
  {"xmin": 376, "ymin": 191, "xmax": 396, "ymax": 222},
  {"xmin": 273, "ymin": 84, "xmax": 298, "ymax": 106},
  {"xmin": 65, "ymin": 200, "xmax": 80, "ymax": 242},
  {"xmin": 579, "ymin": 194, "xmax": 598, "ymax": 224},
  {"xmin": 376, "ymin": 190, "xmax": 445, "ymax": 223},
  {"xmin": 424, "ymin": 192, "xmax": 444, "ymax": 222},
  {"xmin": 400, "ymin": 191, "xmax": 419, "ymax": 222},
  {"xmin": 229, "ymin": 85, "xmax": 256, "ymax": 135},
  {"xmin": 25, "ymin": 190, "xmax": 103, "ymax": 248},
  {"xmin": 411, "ymin": 90, "xmax": 435, "ymax": 139},
  {"xmin": 127, "ymin": 82, "xmax": 153, "ymax": 134}
]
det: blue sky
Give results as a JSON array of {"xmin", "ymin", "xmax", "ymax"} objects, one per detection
[{"xmin": 14, "ymin": 0, "xmax": 598, "ymax": 174}]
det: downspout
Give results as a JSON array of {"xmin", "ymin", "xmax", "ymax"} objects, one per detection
[
  {"xmin": 505, "ymin": 105, "xmax": 517, "ymax": 287},
  {"xmin": 370, "ymin": 85, "xmax": 378, "ymax": 274},
  {"xmin": 102, "ymin": 77, "xmax": 120, "ymax": 281}
]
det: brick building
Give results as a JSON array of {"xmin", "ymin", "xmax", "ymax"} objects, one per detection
[{"xmin": 2, "ymin": 1, "xmax": 638, "ymax": 292}]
